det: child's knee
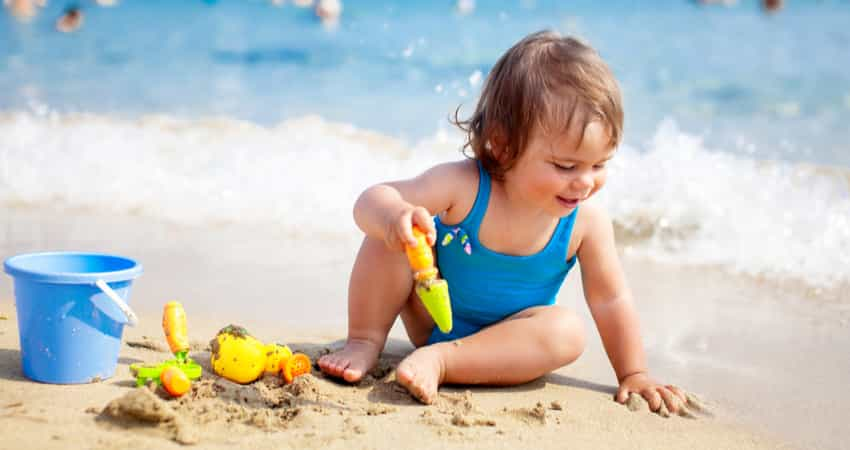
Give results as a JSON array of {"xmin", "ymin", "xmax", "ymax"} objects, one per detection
[
  {"xmin": 353, "ymin": 236, "xmax": 413, "ymax": 282},
  {"xmin": 359, "ymin": 236, "xmax": 394, "ymax": 259},
  {"xmin": 543, "ymin": 307, "xmax": 586, "ymax": 364},
  {"xmin": 359, "ymin": 236, "xmax": 411, "ymax": 268}
]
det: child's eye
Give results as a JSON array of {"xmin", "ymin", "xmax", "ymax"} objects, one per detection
[
  {"xmin": 593, "ymin": 163, "xmax": 607, "ymax": 170},
  {"xmin": 553, "ymin": 163, "xmax": 575, "ymax": 171}
]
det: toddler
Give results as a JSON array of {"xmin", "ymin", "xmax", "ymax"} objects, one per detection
[{"xmin": 319, "ymin": 30, "xmax": 686, "ymax": 413}]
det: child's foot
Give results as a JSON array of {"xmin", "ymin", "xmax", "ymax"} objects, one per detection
[
  {"xmin": 318, "ymin": 338, "xmax": 381, "ymax": 383},
  {"xmin": 396, "ymin": 345, "xmax": 446, "ymax": 405}
]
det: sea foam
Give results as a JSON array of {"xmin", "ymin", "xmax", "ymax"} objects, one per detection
[{"xmin": 1, "ymin": 112, "xmax": 848, "ymax": 288}]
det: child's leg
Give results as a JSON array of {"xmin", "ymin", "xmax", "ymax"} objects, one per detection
[
  {"xmin": 396, "ymin": 305, "xmax": 585, "ymax": 404},
  {"xmin": 318, "ymin": 236, "xmax": 434, "ymax": 382}
]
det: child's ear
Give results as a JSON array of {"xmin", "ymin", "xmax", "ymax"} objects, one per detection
[{"xmin": 487, "ymin": 126, "xmax": 509, "ymax": 163}]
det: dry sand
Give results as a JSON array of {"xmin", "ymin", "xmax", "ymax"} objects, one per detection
[
  {"xmin": 0, "ymin": 311, "xmax": 787, "ymax": 450},
  {"xmin": 1, "ymin": 207, "xmax": 848, "ymax": 449}
]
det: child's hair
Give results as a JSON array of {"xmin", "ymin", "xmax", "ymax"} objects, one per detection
[{"xmin": 454, "ymin": 30, "xmax": 624, "ymax": 180}]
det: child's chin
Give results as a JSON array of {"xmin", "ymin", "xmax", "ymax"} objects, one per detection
[
  {"xmin": 554, "ymin": 200, "xmax": 579, "ymax": 213},
  {"xmin": 546, "ymin": 206, "xmax": 576, "ymax": 218}
]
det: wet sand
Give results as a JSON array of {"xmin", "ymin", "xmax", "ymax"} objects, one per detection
[{"xmin": 0, "ymin": 207, "xmax": 847, "ymax": 449}]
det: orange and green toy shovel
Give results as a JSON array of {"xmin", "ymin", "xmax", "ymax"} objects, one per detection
[
  {"xmin": 405, "ymin": 226, "xmax": 453, "ymax": 334},
  {"xmin": 129, "ymin": 302, "xmax": 202, "ymax": 393}
]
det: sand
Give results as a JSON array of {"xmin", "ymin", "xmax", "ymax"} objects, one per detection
[
  {"xmin": 0, "ymin": 311, "xmax": 787, "ymax": 450},
  {"xmin": 1, "ymin": 207, "xmax": 848, "ymax": 449}
]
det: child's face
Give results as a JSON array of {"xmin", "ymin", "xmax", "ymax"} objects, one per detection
[{"xmin": 505, "ymin": 121, "xmax": 615, "ymax": 217}]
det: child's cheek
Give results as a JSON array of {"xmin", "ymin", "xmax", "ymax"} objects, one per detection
[{"xmin": 590, "ymin": 171, "xmax": 608, "ymax": 196}]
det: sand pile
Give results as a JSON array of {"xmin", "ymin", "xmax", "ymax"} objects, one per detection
[
  {"xmin": 96, "ymin": 346, "xmax": 414, "ymax": 445},
  {"xmin": 99, "ymin": 375, "xmax": 320, "ymax": 444},
  {"xmin": 94, "ymin": 343, "xmax": 565, "ymax": 446},
  {"xmin": 85, "ymin": 343, "xmax": 742, "ymax": 449}
]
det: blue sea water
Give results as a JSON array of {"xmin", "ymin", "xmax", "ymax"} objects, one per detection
[
  {"xmin": 2, "ymin": 0, "xmax": 849, "ymax": 161},
  {"xmin": 1, "ymin": 0, "xmax": 849, "ymax": 287}
]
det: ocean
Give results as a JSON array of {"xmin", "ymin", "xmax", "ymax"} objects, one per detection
[{"xmin": 1, "ymin": 0, "xmax": 849, "ymax": 290}]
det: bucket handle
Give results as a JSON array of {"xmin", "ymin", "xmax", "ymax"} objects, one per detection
[{"xmin": 94, "ymin": 279, "xmax": 139, "ymax": 326}]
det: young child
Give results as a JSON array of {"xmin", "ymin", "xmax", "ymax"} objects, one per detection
[{"xmin": 318, "ymin": 30, "xmax": 687, "ymax": 413}]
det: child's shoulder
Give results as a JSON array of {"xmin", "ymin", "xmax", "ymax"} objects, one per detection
[
  {"xmin": 576, "ymin": 201, "xmax": 610, "ymax": 225},
  {"xmin": 427, "ymin": 159, "xmax": 480, "ymax": 224},
  {"xmin": 426, "ymin": 158, "xmax": 478, "ymax": 179},
  {"xmin": 570, "ymin": 201, "xmax": 615, "ymax": 259}
]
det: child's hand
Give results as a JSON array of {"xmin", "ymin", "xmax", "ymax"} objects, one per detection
[
  {"xmin": 615, "ymin": 372, "xmax": 688, "ymax": 414},
  {"xmin": 383, "ymin": 205, "xmax": 436, "ymax": 252}
]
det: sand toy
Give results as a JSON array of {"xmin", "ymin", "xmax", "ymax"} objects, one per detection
[
  {"xmin": 130, "ymin": 302, "xmax": 202, "ymax": 396},
  {"xmin": 3, "ymin": 252, "xmax": 142, "ymax": 384},
  {"xmin": 210, "ymin": 325, "xmax": 311, "ymax": 384},
  {"xmin": 405, "ymin": 226, "xmax": 453, "ymax": 333}
]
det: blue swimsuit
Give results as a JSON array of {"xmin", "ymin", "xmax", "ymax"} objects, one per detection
[{"xmin": 427, "ymin": 161, "xmax": 579, "ymax": 344}]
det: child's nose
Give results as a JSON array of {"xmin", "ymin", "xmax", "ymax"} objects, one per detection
[{"xmin": 571, "ymin": 171, "xmax": 595, "ymax": 193}]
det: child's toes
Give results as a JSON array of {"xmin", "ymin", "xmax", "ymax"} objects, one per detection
[
  {"xmin": 397, "ymin": 368, "xmax": 435, "ymax": 404},
  {"xmin": 317, "ymin": 356, "xmax": 330, "ymax": 372},
  {"xmin": 417, "ymin": 381, "xmax": 436, "ymax": 404},
  {"xmin": 395, "ymin": 362, "xmax": 416, "ymax": 386},
  {"xmin": 420, "ymin": 382, "xmax": 438, "ymax": 404},
  {"xmin": 342, "ymin": 361, "xmax": 367, "ymax": 382},
  {"xmin": 319, "ymin": 355, "xmax": 346, "ymax": 377},
  {"xmin": 317, "ymin": 354, "xmax": 332, "ymax": 371}
]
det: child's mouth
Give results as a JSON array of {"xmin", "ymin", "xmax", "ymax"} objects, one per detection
[{"xmin": 556, "ymin": 196, "xmax": 579, "ymax": 208}]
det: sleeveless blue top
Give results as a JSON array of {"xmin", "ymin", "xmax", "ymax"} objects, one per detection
[{"xmin": 427, "ymin": 161, "xmax": 579, "ymax": 344}]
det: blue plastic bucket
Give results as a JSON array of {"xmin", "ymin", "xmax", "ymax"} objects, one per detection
[{"xmin": 3, "ymin": 252, "xmax": 142, "ymax": 384}]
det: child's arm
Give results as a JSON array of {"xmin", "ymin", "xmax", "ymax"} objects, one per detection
[
  {"xmin": 576, "ymin": 203, "xmax": 687, "ymax": 413},
  {"xmin": 353, "ymin": 161, "xmax": 469, "ymax": 251}
]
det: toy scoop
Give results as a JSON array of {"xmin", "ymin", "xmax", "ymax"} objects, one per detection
[
  {"xmin": 129, "ymin": 302, "xmax": 202, "ymax": 395},
  {"xmin": 405, "ymin": 226, "xmax": 453, "ymax": 333}
]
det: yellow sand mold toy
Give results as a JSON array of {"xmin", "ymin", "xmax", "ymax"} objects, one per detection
[{"xmin": 210, "ymin": 324, "xmax": 311, "ymax": 384}]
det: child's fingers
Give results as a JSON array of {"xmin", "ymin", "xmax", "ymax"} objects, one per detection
[
  {"xmin": 615, "ymin": 386, "xmax": 629, "ymax": 404},
  {"xmin": 411, "ymin": 207, "xmax": 436, "ymax": 245},
  {"xmin": 683, "ymin": 392, "xmax": 712, "ymax": 416},
  {"xmin": 641, "ymin": 388, "xmax": 663, "ymax": 412},
  {"xmin": 397, "ymin": 210, "xmax": 418, "ymax": 247},
  {"xmin": 667, "ymin": 385, "xmax": 688, "ymax": 404},
  {"xmin": 657, "ymin": 387, "xmax": 680, "ymax": 414}
]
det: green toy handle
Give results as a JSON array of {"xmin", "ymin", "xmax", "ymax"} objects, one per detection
[{"xmin": 130, "ymin": 358, "xmax": 202, "ymax": 387}]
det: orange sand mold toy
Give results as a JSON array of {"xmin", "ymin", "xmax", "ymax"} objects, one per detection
[
  {"xmin": 129, "ymin": 302, "xmax": 202, "ymax": 396},
  {"xmin": 210, "ymin": 324, "xmax": 311, "ymax": 384},
  {"xmin": 282, "ymin": 353, "xmax": 312, "ymax": 384},
  {"xmin": 160, "ymin": 365, "xmax": 192, "ymax": 397},
  {"xmin": 405, "ymin": 226, "xmax": 453, "ymax": 333}
]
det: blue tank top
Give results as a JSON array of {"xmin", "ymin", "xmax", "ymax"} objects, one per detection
[{"xmin": 432, "ymin": 161, "xmax": 579, "ymax": 336}]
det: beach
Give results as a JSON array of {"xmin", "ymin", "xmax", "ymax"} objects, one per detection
[
  {"xmin": 1, "ymin": 207, "xmax": 847, "ymax": 450},
  {"xmin": 2, "ymin": 1, "xmax": 850, "ymax": 449}
]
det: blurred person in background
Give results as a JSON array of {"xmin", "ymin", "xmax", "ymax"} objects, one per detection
[
  {"xmin": 315, "ymin": 0, "xmax": 341, "ymax": 25},
  {"xmin": 762, "ymin": 0, "xmax": 782, "ymax": 12},
  {"xmin": 5, "ymin": 0, "xmax": 38, "ymax": 21},
  {"xmin": 55, "ymin": 4, "xmax": 82, "ymax": 32}
]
